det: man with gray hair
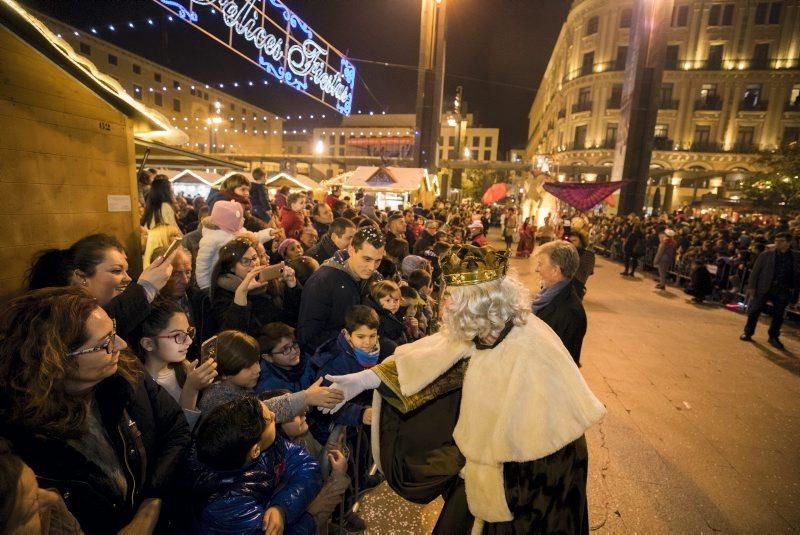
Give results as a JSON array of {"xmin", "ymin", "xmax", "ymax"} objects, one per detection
[{"xmin": 532, "ymin": 240, "xmax": 587, "ymax": 366}]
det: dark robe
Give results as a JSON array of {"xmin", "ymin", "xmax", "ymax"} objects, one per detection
[{"xmin": 376, "ymin": 323, "xmax": 590, "ymax": 534}]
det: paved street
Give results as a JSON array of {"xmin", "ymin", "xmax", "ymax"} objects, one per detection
[{"xmin": 360, "ymin": 238, "xmax": 800, "ymax": 533}]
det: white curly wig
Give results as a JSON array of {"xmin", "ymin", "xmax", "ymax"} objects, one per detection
[{"xmin": 441, "ymin": 269, "xmax": 530, "ymax": 341}]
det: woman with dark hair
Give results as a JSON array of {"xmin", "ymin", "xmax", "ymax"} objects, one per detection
[
  {"xmin": 0, "ymin": 287, "xmax": 190, "ymax": 534},
  {"xmin": 141, "ymin": 176, "xmax": 182, "ymax": 267},
  {"xmin": 209, "ymin": 236, "xmax": 302, "ymax": 336},
  {"xmin": 26, "ymin": 233, "xmax": 175, "ymax": 340}
]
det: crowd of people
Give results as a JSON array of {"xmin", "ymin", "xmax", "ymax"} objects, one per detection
[
  {"xmin": 586, "ymin": 211, "xmax": 800, "ymax": 348},
  {"xmin": 0, "ymin": 168, "xmax": 606, "ymax": 535}
]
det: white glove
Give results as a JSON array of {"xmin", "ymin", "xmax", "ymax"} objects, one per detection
[{"xmin": 320, "ymin": 369, "xmax": 381, "ymax": 414}]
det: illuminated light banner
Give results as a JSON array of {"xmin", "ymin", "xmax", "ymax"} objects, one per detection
[{"xmin": 152, "ymin": 0, "xmax": 355, "ymax": 114}]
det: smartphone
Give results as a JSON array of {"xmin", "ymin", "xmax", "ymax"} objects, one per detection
[
  {"xmin": 200, "ymin": 335, "xmax": 218, "ymax": 364},
  {"xmin": 260, "ymin": 262, "xmax": 285, "ymax": 281},
  {"xmin": 162, "ymin": 237, "xmax": 182, "ymax": 259}
]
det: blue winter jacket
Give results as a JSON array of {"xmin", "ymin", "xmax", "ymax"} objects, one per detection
[
  {"xmin": 255, "ymin": 354, "xmax": 315, "ymax": 396},
  {"xmin": 186, "ymin": 435, "xmax": 322, "ymax": 534},
  {"xmin": 308, "ymin": 332, "xmax": 396, "ymax": 443}
]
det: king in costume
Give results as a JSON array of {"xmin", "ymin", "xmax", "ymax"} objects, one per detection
[{"xmin": 325, "ymin": 245, "xmax": 606, "ymax": 534}]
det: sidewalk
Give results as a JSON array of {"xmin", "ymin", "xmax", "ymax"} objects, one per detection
[{"xmin": 360, "ymin": 239, "xmax": 800, "ymax": 533}]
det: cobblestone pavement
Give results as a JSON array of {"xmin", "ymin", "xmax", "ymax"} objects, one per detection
[{"xmin": 356, "ymin": 238, "xmax": 800, "ymax": 534}]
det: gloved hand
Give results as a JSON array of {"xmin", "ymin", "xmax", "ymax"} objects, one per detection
[{"xmin": 320, "ymin": 369, "xmax": 381, "ymax": 414}]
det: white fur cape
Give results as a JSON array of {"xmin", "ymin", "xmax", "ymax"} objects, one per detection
[{"xmin": 384, "ymin": 315, "xmax": 606, "ymax": 532}]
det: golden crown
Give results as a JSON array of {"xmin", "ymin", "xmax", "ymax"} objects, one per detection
[{"xmin": 441, "ymin": 245, "xmax": 509, "ymax": 287}]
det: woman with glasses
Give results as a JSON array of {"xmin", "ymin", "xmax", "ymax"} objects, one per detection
[
  {"xmin": 0, "ymin": 287, "xmax": 190, "ymax": 534},
  {"xmin": 137, "ymin": 299, "xmax": 217, "ymax": 428},
  {"xmin": 209, "ymin": 237, "xmax": 302, "ymax": 337}
]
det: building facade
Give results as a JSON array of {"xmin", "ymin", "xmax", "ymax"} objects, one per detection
[
  {"xmin": 527, "ymin": 0, "xmax": 800, "ymax": 211},
  {"xmin": 39, "ymin": 13, "xmax": 284, "ymax": 157}
]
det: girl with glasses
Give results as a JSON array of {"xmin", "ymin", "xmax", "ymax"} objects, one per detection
[
  {"xmin": 137, "ymin": 299, "xmax": 217, "ymax": 428},
  {"xmin": 209, "ymin": 237, "xmax": 302, "ymax": 338}
]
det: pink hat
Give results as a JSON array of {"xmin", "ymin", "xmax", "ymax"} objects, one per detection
[
  {"xmin": 211, "ymin": 200, "xmax": 244, "ymax": 233},
  {"xmin": 278, "ymin": 238, "xmax": 301, "ymax": 258}
]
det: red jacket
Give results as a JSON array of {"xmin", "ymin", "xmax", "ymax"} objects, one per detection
[
  {"xmin": 280, "ymin": 206, "xmax": 305, "ymax": 239},
  {"xmin": 325, "ymin": 194, "xmax": 339, "ymax": 210}
]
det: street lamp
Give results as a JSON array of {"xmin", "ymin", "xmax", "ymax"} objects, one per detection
[
  {"xmin": 314, "ymin": 139, "xmax": 325, "ymax": 155},
  {"xmin": 463, "ymin": 147, "xmax": 471, "ymax": 159}
]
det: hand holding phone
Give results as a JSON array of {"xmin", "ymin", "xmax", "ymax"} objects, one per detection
[
  {"xmin": 162, "ymin": 237, "xmax": 183, "ymax": 260},
  {"xmin": 259, "ymin": 262, "xmax": 285, "ymax": 282}
]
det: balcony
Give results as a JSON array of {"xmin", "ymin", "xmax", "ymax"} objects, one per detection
[
  {"xmin": 730, "ymin": 143, "xmax": 759, "ymax": 153},
  {"xmin": 653, "ymin": 136, "xmax": 673, "ymax": 150},
  {"xmin": 738, "ymin": 99, "xmax": 768, "ymax": 112},
  {"xmin": 659, "ymin": 99, "xmax": 679, "ymax": 110},
  {"xmin": 572, "ymin": 101, "xmax": 593, "ymax": 113},
  {"xmin": 695, "ymin": 96, "xmax": 723, "ymax": 111},
  {"xmin": 784, "ymin": 101, "xmax": 800, "ymax": 112},
  {"xmin": 690, "ymin": 141, "xmax": 723, "ymax": 152},
  {"xmin": 606, "ymin": 96, "xmax": 621, "ymax": 109}
]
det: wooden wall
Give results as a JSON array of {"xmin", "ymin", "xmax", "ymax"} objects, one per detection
[{"xmin": 0, "ymin": 26, "xmax": 140, "ymax": 302}]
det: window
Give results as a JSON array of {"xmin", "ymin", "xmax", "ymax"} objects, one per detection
[
  {"xmin": 581, "ymin": 51, "xmax": 595, "ymax": 75},
  {"xmin": 654, "ymin": 124, "xmax": 669, "ymax": 138},
  {"xmin": 608, "ymin": 84, "xmax": 623, "ymax": 108},
  {"xmin": 605, "ymin": 123, "xmax": 618, "ymax": 147},
  {"xmin": 743, "ymin": 84, "xmax": 762, "ymax": 106},
  {"xmin": 472, "ymin": 136, "xmax": 480, "ymax": 147},
  {"xmin": 700, "ymin": 83, "xmax": 718, "ymax": 100},
  {"xmin": 769, "ymin": 1, "xmax": 782, "ymax": 23},
  {"xmin": 707, "ymin": 44, "xmax": 724, "ymax": 69},
  {"xmin": 708, "ymin": 4, "xmax": 721, "ymax": 24},
  {"xmin": 693, "ymin": 125, "xmax": 711, "ymax": 144},
  {"xmin": 578, "ymin": 87, "xmax": 591, "ymax": 105},
  {"xmin": 154, "ymin": 92, "xmax": 163, "ymax": 106},
  {"xmin": 339, "ymin": 147, "xmax": 345, "ymax": 156},
  {"xmin": 79, "ymin": 42, "xmax": 91, "ymax": 55},
  {"xmin": 574, "ymin": 125, "xmax": 588, "ymax": 148},
  {"xmin": 615, "ymin": 46, "xmax": 628, "ymax": 70},
  {"xmin": 330, "ymin": 134, "xmax": 336, "ymax": 145},
  {"xmin": 173, "ymin": 98, "xmax": 181, "ymax": 112},
  {"xmin": 340, "ymin": 134, "xmax": 345, "ymax": 145},
  {"xmin": 107, "ymin": 54, "xmax": 117, "ymax": 65},
  {"xmin": 660, "ymin": 84, "xmax": 674, "ymax": 106},
  {"xmin": 485, "ymin": 136, "xmax": 493, "ymax": 147},
  {"xmin": 620, "ymin": 8, "xmax": 632, "ymax": 28},
  {"xmin": 173, "ymin": 80, "xmax": 181, "ymax": 90},
  {"xmin": 789, "ymin": 84, "xmax": 800, "ymax": 109},
  {"xmin": 672, "ymin": 5, "xmax": 689, "ymax": 26},
  {"xmin": 133, "ymin": 84, "xmax": 142, "ymax": 100},
  {"xmin": 448, "ymin": 136, "xmax": 455, "ymax": 146},
  {"xmin": 708, "ymin": 4, "xmax": 734, "ymax": 25},
  {"xmin": 483, "ymin": 150, "xmax": 491, "ymax": 161},
  {"xmin": 230, "ymin": 103, "xmax": 235, "ymax": 111},
  {"xmin": 756, "ymin": 2, "xmax": 782, "ymax": 24},
  {"xmin": 723, "ymin": 4, "xmax": 735, "ymax": 24},
  {"xmin": 752, "ymin": 43, "xmax": 770, "ymax": 69},
  {"xmin": 586, "ymin": 16, "xmax": 598, "ymax": 35},
  {"xmin": 154, "ymin": 73, "xmax": 161, "ymax": 82},
  {"xmin": 242, "ymin": 107, "xmax": 247, "ymax": 115},
  {"xmin": 132, "ymin": 64, "xmax": 141, "ymax": 74},
  {"xmin": 665, "ymin": 45, "xmax": 680, "ymax": 69},
  {"xmin": 735, "ymin": 127, "xmax": 754, "ymax": 148}
]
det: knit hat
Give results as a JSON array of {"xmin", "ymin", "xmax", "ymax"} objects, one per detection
[
  {"xmin": 401, "ymin": 255, "xmax": 430, "ymax": 278},
  {"xmin": 211, "ymin": 200, "xmax": 244, "ymax": 233},
  {"xmin": 278, "ymin": 238, "xmax": 301, "ymax": 258}
]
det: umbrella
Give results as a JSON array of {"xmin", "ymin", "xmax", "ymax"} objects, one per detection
[{"xmin": 482, "ymin": 182, "xmax": 509, "ymax": 204}]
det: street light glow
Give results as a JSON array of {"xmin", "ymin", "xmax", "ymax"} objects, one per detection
[{"xmin": 314, "ymin": 140, "xmax": 325, "ymax": 154}]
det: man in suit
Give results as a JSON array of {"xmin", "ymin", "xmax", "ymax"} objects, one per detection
[
  {"xmin": 741, "ymin": 232, "xmax": 800, "ymax": 350},
  {"xmin": 532, "ymin": 240, "xmax": 588, "ymax": 366}
]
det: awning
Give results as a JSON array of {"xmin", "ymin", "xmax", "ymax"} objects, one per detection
[
  {"xmin": 542, "ymin": 180, "xmax": 626, "ymax": 211},
  {"xmin": 335, "ymin": 166, "xmax": 432, "ymax": 193},
  {"xmin": 263, "ymin": 172, "xmax": 321, "ymax": 191},
  {"xmin": 166, "ymin": 169, "xmax": 223, "ymax": 186},
  {"xmin": 135, "ymin": 139, "xmax": 247, "ymax": 170}
]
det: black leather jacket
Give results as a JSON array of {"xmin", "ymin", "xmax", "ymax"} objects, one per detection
[{"xmin": 4, "ymin": 371, "xmax": 190, "ymax": 534}]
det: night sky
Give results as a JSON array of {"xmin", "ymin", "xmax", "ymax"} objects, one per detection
[{"xmin": 24, "ymin": 0, "xmax": 570, "ymax": 154}]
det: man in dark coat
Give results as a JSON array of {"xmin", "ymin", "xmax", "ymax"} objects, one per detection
[
  {"xmin": 297, "ymin": 227, "xmax": 385, "ymax": 353},
  {"xmin": 306, "ymin": 217, "xmax": 356, "ymax": 265},
  {"xmin": 741, "ymin": 232, "xmax": 800, "ymax": 349},
  {"xmin": 413, "ymin": 218, "xmax": 440, "ymax": 255},
  {"xmin": 532, "ymin": 240, "xmax": 588, "ymax": 366}
]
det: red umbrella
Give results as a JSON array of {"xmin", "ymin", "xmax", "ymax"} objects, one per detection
[{"xmin": 481, "ymin": 182, "xmax": 509, "ymax": 204}]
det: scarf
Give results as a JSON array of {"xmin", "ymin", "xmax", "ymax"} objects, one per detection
[
  {"xmin": 339, "ymin": 331, "xmax": 380, "ymax": 368},
  {"xmin": 531, "ymin": 278, "xmax": 570, "ymax": 314}
]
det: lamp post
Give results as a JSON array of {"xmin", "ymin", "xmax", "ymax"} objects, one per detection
[{"xmin": 414, "ymin": 0, "xmax": 447, "ymax": 171}]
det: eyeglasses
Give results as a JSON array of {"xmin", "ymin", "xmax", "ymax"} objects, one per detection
[
  {"xmin": 68, "ymin": 319, "xmax": 119, "ymax": 356},
  {"xmin": 154, "ymin": 326, "xmax": 196, "ymax": 345},
  {"xmin": 239, "ymin": 255, "xmax": 259, "ymax": 267},
  {"xmin": 270, "ymin": 341, "xmax": 299, "ymax": 358}
]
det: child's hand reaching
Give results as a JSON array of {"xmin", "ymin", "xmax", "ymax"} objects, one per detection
[
  {"xmin": 304, "ymin": 377, "xmax": 345, "ymax": 409},
  {"xmin": 327, "ymin": 448, "xmax": 347, "ymax": 476}
]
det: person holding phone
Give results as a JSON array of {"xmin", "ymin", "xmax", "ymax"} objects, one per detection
[{"xmin": 209, "ymin": 237, "xmax": 302, "ymax": 337}]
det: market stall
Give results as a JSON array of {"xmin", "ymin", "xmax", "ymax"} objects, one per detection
[{"xmin": 322, "ymin": 166, "xmax": 439, "ymax": 210}]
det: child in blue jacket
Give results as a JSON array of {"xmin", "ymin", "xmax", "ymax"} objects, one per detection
[{"xmin": 256, "ymin": 322, "xmax": 315, "ymax": 395}]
